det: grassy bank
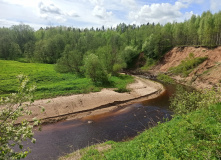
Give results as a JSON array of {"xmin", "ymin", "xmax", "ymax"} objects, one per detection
[
  {"xmin": 60, "ymin": 103, "xmax": 221, "ymax": 160},
  {"xmin": 0, "ymin": 60, "xmax": 134, "ymax": 99}
]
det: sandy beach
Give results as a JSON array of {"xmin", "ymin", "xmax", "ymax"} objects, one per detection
[{"xmin": 17, "ymin": 76, "xmax": 164, "ymax": 123}]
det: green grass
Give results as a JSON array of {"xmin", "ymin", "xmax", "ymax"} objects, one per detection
[
  {"xmin": 60, "ymin": 103, "xmax": 221, "ymax": 160},
  {"xmin": 0, "ymin": 60, "xmax": 134, "ymax": 99},
  {"xmin": 169, "ymin": 53, "xmax": 207, "ymax": 77},
  {"xmin": 157, "ymin": 73, "xmax": 175, "ymax": 84}
]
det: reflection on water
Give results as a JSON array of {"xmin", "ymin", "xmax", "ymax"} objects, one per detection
[{"xmin": 24, "ymin": 83, "xmax": 177, "ymax": 160}]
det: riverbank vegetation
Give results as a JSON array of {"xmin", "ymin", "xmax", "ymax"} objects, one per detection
[
  {"xmin": 0, "ymin": 60, "xmax": 133, "ymax": 99},
  {"xmin": 156, "ymin": 73, "xmax": 175, "ymax": 84},
  {"xmin": 60, "ymin": 86, "xmax": 221, "ymax": 160},
  {"xmin": 169, "ymin": 53, "xmax": 208, "ymax": 77}
]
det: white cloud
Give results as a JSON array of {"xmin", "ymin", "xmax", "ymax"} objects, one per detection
[
  {"xmin": 37, "ymin": 1, "xmax": 80, "ymax": 24},
  {"xmin": 67, "ymin": 10, "xmax": 80, "ymax": 17},
  {"xmin": 0, "ymin": 18, "xmax": 18, "ymax": 27},
  {"xmin": 92, "ymin": 5, "xmax": 112, "ymax": 20},
  {"xmin": 39, "ymin": 2, "xmax": 62, "ymax": 15},
  {"xmin": 0, "ymin": 0, "xmax": 218, "ymax": 30},
  {"xmin": 89, "ymin": 0, "xmax": 104, "ymax": 6},
  {"xmin": 129, "ymin": 2, "xmax": 186, "ymax": 25},
  {"xmin": 210, "ymin": 0, "xmax": 221, "ymax": 12},
  {"xmin": 121, "ymin": 0, "xmax": 137, "ymax": 9}
]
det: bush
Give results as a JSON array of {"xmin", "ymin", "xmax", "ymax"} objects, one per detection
[
  {"xmin": 112, "ymin": 63, "xmax": 124, "ymax": 76},
  {"xmin": 114, "ymin": 87, "xmax": 130, "ymax": 93},
  {"xmin": 141, "ymin": 58, "xmax": 157, "ymax": 70},
  {"xmin": 157, "ymin": 73, "xmax": 175, "ymax": 84},
  {"xmin": 170, "ymin": 85, "xmax": 221, "ymax": 115},
  {"xmin": 0, "ymin": 75, "xmax": 42, "ymax": 159},
  {"xmin": 55, "ymin": 50, "xmax": 83, "ymax": 75},
  {"xmin": 84, "ymin": 54, "xmax": 109, "ymax": 85}
]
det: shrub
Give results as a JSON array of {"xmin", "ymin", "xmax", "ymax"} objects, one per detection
[
  {"xmin": 0, "ymin": 75, "xmax": 42, "ymax": 159},
  {"xmin": 157, "ymin": 73, "xmax": 175, "ymax": 84},
  {"xmin": 141, "ymin": 58, "xmax": 157, "ymax": 71},
  {"xmin": 114, "ymin": 87, "xmax": 130, "ymax": 93},
  {"xmin": 112, "ymin": 63, "xmax": 125, "ymax": 76},
  {"xmin": 84, "ymin": 54, "xmax": 109, "ymax": 85},
  {"xmin": 170, "ymin": 85, "xmax": 221, "ymax": 115}
]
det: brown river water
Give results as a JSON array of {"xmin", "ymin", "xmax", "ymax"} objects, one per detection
[{"xmin": 22, "ymin": 83, "xmax": 181, "ymax": 160}]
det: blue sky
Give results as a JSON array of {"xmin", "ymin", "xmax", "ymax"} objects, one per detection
[{"xmin": 0, "ymin": 0, "xmax": 220, "ymax": 30}]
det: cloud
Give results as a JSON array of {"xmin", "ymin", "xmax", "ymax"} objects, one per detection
[
  {"xmin": 39, "ymin": 2, "xmax": 62, "ymax": 15},
  {"xmin": 67, "ymin": 10, "xmax": 80, "ymax": 18},
  {"xmin": 0, "ymin": 18, "xmax": 18, "ymax": 27},
  {"xmin": 129, "ymin": 2, "xmax": 185, "ymax": 24},
  {"xmin": 89, "ymin": 0, "xmax": 104, "ymax": 6},
  {"xmin": 210, "ymin": 0, "xmax": 221, "ymax": 12},
  {"xmin": 37, "ymin": 1, "xmax": 80, "ymax": 24},
  {"xmin": 92, "ymin": 5, "xmax": 112, "ymax": 20},
  {"xmin": 121, "ymin": 0, "xmax": 137, "ymax": 9}
]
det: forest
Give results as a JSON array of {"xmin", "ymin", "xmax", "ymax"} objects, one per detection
[{"xmin": 1, "ymin": 11, "xmax": 221, "ymax": 84}]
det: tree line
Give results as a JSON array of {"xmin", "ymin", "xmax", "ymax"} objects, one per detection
[{"xmin": 0, "ymin": 11, "xmax": 221, "ymax": 83}]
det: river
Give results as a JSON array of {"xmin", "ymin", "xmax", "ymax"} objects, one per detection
[{"xmin": 24, "ymin": 82, "xmax": 177, "ymax": 160}]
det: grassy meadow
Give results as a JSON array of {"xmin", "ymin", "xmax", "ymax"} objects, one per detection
[{"xmin": 0, "ymin": 60, "xmax": 134, "ymax": 99}]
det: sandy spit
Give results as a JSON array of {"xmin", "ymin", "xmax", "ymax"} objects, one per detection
[{"xmin": 17, "ymin": 76, "xmax": 164, "ymax": 123}]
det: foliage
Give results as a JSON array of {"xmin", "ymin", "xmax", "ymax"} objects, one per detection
[
  {"xmin": 112, "ymin": 63, "xmax": 124, "ymax": 76},
  {"xmin": 0, "ymin": 60, "xmax": 133, "ymax": 99},
  {"xmin": 169, "ymin": 53, "xmax": 207, "ymax": 77},
  {"xmin": 141, "ymin": 58, "xmax": 156, "ymax": 71},
  {"xmin": 157, "ymin": 73, "xmax": 175, "ymax": 84},
  {"xmin": 121, "ymin": 46, "xmax": 138, "ymax": 67},
  {"xmin": 60, "ymin": 103, "xmax": 221, "ymax": 160},
  {"xmin": 55, "ymin": 45, "xmax": 83, "ymax": 74},
  {"xmin": 170, "ymin": 85, "xmax": 221, "ymax": 115},
  {"xmin": 0, "ymin": 75, "xmax": 41, "ymax": 159},
  {"xmin": 110, "ymin": 74, "xmax": 134, "ymax": 93},
  {"xmin": 83, "ymin": 54, "xmax": 109, "ymax": 85},
  {"xmin": 0, "ymin": 10, "xmax": 219, "ymax": 65}
]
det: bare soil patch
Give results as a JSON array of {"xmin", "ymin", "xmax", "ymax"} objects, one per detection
[{"xmin": 151, "ymin": 46, "xmax": 221, "ymax": 89}]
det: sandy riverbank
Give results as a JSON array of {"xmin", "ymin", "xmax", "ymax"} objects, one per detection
[{"xmin": 17, "ymin": 76, "xmax": 164, "ymax": 123}]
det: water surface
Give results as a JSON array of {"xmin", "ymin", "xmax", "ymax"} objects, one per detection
[{"xmin": 25, "ymin": 83, "xmax": 177, "ymax": 160}]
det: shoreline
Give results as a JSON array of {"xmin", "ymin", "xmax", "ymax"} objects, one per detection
[{"xmin": 18, "ymin": 76, "xmax": 165, "ymax": 124}]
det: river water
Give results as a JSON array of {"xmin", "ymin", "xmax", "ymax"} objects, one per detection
[{"xmin": 24, "ymin": 83, "xmax": 177, "ymax": 160}]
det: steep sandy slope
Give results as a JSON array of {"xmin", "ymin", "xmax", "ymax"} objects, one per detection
[{"xmin": 151, "ymin": 46, "xmax": 221, "ymax": 89}]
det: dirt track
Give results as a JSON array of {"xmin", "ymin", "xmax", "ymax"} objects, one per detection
[{"xmin": 17, "ymin": 76, "xmax": 164, "ymax": 123}]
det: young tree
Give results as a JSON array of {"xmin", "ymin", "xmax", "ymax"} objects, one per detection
[
  {"xmin": 55, "ymin": 45, "xmax": 83, "ymax": 74},
  {"xmin": 0, "ymin": 75, "xmax": 42, "ymax": 159},
  {"xmin": 83, "ymin": 54, "xmax": 109, "ymax": 84}
]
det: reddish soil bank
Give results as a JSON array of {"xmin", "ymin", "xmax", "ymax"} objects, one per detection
[{"xmin": 151, "ymin": 46, "xmax": 221, "ymax": 89}]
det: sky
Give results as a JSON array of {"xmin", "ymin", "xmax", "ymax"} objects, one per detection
[{"xmin": 0, "ymin": 0, "xmax": 220, "ymax": 30}]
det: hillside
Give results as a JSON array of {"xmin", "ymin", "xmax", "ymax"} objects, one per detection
[{"xmin": 151, "ymin": 46, "xmax": 221, "ymax": 89}]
